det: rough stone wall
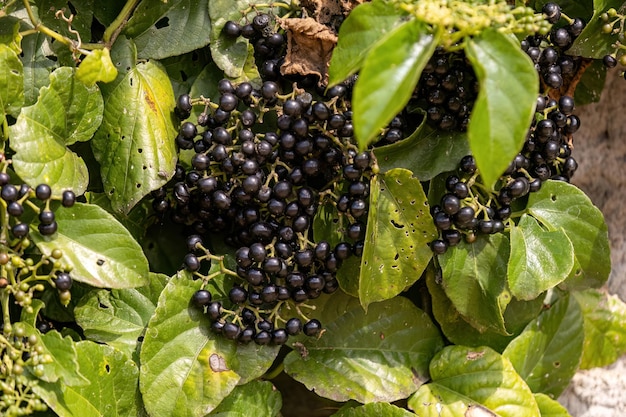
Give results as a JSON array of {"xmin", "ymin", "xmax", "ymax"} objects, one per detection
[{"xmin": 558, "ymin": 70, "xmax": 626, "ymax": 416}]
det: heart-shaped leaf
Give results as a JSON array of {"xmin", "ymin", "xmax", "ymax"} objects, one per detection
[
  {"xmin": 508, "ymin": 214, "xmax": 575, "ymax": 300},
  {"xmin": 408, "ymin": 345, "xmax": 540, "ymax": 417},
  {"xmin": 503, "ymin": 295, "xmax": 584, "ymax": 397},
  {"xmin": 284, "ymin": 291, "xmax": 443, "ymax": 403},
  {"xmin": 10, "ymin": 66, "xmax": 103, "ymax": 195}
]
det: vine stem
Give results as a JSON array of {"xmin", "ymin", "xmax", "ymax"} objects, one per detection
[
  {"xmin": 21, "ymin": 0, "xmax": 75, "ymax": 49},
  {"xmin": 102, "ymin": 0, "xmax": 141, "ymax": 47}
]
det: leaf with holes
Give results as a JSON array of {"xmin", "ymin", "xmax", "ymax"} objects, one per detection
[
  {"xmin": 527, "ymin": 180, "xmax": 610, "ymax": 289},
  {"xmin": 568, "ymin": 0, "xmax": 625, "ymax": 59},
  {"xmin": 34, "ymin": 341, "xmax": 139, "ymax": 417},
  {"xmin": 508, "ymin": 214, "xmax": 575, "ymax": 300},
  {"xmin": 408, "ymin": 346, "xmax": 540, "ymax": 417},
  {"xmin": 123, "ymin": 0, "xmax": 211, "ymax": 60},
  {"xmin": 358, "ymin": 168, "xmax": 437, "ymax": 309},
  {"xmin": 503, "ymin": 295, "xmax": 584, "ymax": 397},
  {"xmin": 284, "ymin": 291, "xmax": 443, "ymax": 403},
  {"xmin": 439, "ymin": 234, "xmax": 511, "ymax": 334},
  {"xmin": 74, "ymin": 273, "xmax": 168, "ymax": 359},
  {"xmin": 465, "ymin": 28, "xmax": 538, "ymax": 189},
  {"xmin": 31, "ymin": 202, "xmax": 150, "ymax": 289},
  {"xmin": 573, "ymin": 289, "xmax": 626, "ymax": 370},
  {"xmin": 92, "ymin": 38, "xmax": 178, "ymax": 214},
  {"xmin": 140, "ymin": 272, "xmax": 280, "ymax": 417},
  {"xmin": 10, "ymin": 67, "xmax": 102, "ymax": 195}
]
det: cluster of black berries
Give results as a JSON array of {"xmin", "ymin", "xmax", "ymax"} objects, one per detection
[
  {"xmin": 414, "ymin": 49, "xmax": 478, "ymax": 133},
  {"xmin": 152, "ymin": 13, "xmax": 374, "ymax": 345},
  {"xmin": 430, "ymin": 93, "xmax": 580, "ymax": 254},
  {"xmin": 521, "ymin": 3, "xmax": 586, "ymax": 89}
]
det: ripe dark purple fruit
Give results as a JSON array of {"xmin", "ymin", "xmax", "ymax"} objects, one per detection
[{"xmin": 303, "ymin": 319, "xmax": 322, "ymax": 336}]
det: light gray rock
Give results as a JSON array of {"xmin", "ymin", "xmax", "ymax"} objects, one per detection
[{"xmin": 558, "ymin": 70, "xmax": 626, "ymax": 416}]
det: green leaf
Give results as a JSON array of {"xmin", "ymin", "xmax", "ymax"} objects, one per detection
[
  {"xmin": 568, "ymin": 0, "xmax": 625, "ymax": 59},
  {"xmin": 161, "ymin": 48, "xmax": 213, "ymax": 98},
  {"xmin": 359, "ymin": 168, "xmax": 437, "ymax": 308},
  {"xmin": 408, "ymin": 346, "xmax": 540, "ymax": 417},
  {"xmin": 209, "ymin": 381, "xmax": 282, "ymax": 416},
  {"xmin": 0, "ymin": 43, "xmax": 24, "ymax": 120},
  {"xmin": 37, "ymin": 0, "xmax": 94, "ymax": 47},
  {"xmin": 34, "ymin": 341, "xmax": 139, "ymax": 417},
  {"xmin": 527, "ymin": 180, "xmax": 610, "ymax": 289},
  {"xmin": 534, "ymin": 393, "xmax": 572, "ymax": 417},
  {"xmin": 124, "ymin": 0, "xmax": 211, "ymax": 60},
  {"xmin": 92, "ymin": 38, "xmax": 178, "ymax": 214},
  {"xmin": 284, "ymin": 291, "xmax": 443, "ymax": 403},
  {"xmin": 508, "ymin": 215, "xmax": 575, "ymax": 300},
  {"xmin": 76, "ymin": 48, "xmax": 118, "ymax": 86},
  {"xmin": 333, "ymin": 402, "xmax": 415, "ymax": 417},
  {"xmin": 465, "ymin": 29, "xmax": 538, "ymax": 189},
  {"xmin": 503, "ymin": 295, "xmax": 584, "ymax": 397},
  {"xmin": 427, "ymin": 263, "xmax": 544, "ymax": 352},
  {"xmin": 373, "ymin": 119, "xmax": 470, "ymax": 180},
  {"xmin": 74, "ymin": 273, "xmax": 167, "ymax": 359},
  {"xmin": 31, "ymin": 202, "xmax": 150, "ymax": 289},
  {"xmin": 353, "ymin": 19, "xmax": 438, "ymax": 149},
  {"xmin": 0, "ymin": 17, "xmax": 22, "ymax": 54},
  {"xmin": 313, "ymin": 200, "xmax": 350, "ymax": 249},
  {"xmin": 573, "ymin": 289, "xmax": 626, "ymax": 369},
  {"xmin": 10, "ymin": 66, "xmax": 102, "ymax": 195},
  {"xmin": 139, "ymin": 273, "xmax": 280, "ymax": 417},
  {"xmin": 19, "ymin": 31, "xmax": 58, "ymax": 106},
  {"xmin": 208, "ymin": 0, "xmax": 256, "ymax": 78},
  {"xmin": 327, "ymin": 0, "xmax": 405, "ymax": 87},
  {"xmin": 439, "ymin": 234, "xmax": 511, "ymax": 334},
  {"xmin": 18, "ymin": 324, "xmax": 89, "ymax": 386}
]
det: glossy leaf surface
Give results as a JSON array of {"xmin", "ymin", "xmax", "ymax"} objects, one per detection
[
  {"xmin": 534, "ymin": 393, "xmax": 572, "ymax": 417},
  {"xmin": 353, "ymin": 19, "xmax": 438, "ymax": 148},
  {"xmin": 328, "ymin": 0, "xmax": 405, "ymax": 86},
  {"xmin": 210, "ymin": 381, "xmax": 282, "ymax": 417},
  {"xmin": 527, "ymin": 181, "xmax": 610, "ymax": 289},
  {"xmin": 466, "ymin": 29, "xmax": 538, "ymax": 189},
  {"xmin": 333, "ymin": 402, "xmax": 415, "ymax": 417},
  {"xmin": 408, "ymin": 345, "xmax": 540, "ymax": 417},
  {"xmin": 0, "ymin": 43, "xmax": 24, "ymax": 120},
  {"xmin": 31, "ymin": 203, "xmax": 150, "ymax": 289}
]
